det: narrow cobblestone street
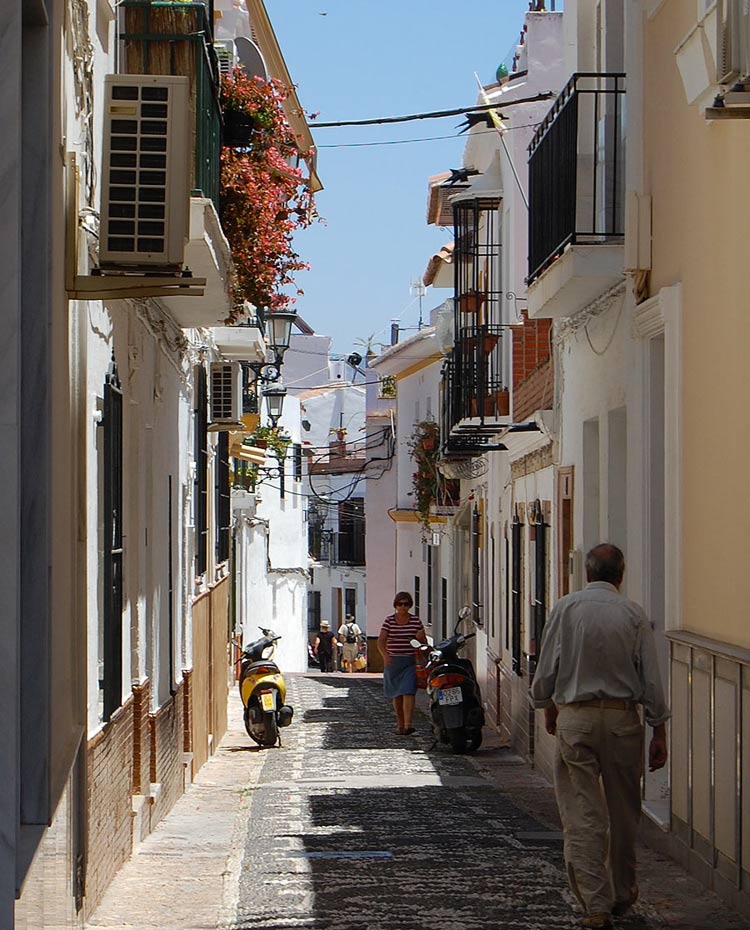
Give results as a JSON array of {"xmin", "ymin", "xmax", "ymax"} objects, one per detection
[{"xmin": 88, "ymin": 675, "xmax": 748, "ymax": 930}]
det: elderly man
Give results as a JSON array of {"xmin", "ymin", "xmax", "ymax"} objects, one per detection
[{"xmin": 531, "ymin": 544, "xmax": 669, "ymax": 930}]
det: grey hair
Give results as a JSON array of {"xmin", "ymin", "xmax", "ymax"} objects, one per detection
[{"xmin": 585, "ymin": 543, "xmax": 625, "ymax": 585}]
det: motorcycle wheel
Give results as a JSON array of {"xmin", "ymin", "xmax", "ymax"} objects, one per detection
[
  {"xmin": 261, "ymin": 710, "xmax": 278, "ymax": 747},
  {"xmin": 446, "ymin": 726, "xmax": 468, "ymax": 753},
  {"xmin": 465, "ymin": 729, "xmax": 483, "ymax": 753}
]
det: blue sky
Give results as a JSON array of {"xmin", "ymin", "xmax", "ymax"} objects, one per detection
[{"xmin": 266, "ymin": 0, "xmax": 534, "ymax": 355}]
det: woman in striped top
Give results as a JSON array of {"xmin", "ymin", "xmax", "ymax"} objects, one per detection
[{"xmin": 378, "ymin": 591, "xmax": 427, "ymax": 735}]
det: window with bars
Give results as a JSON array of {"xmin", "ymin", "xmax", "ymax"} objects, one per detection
[
  {"xmin": 426, "ymin": 545, "xmax": 433, "ymax": 627},
  {"xmin": 441, "ymin": 577, "xmax": 448, "ymax": 640},
  {"xmin": 215, "ymin": 431, "xmax": 230, "ymax": 564},
  {"xmin": 511, "ymin": 513, "xmax": 523, "ymax": 676},
  {"xmin": 307, "ymin": 591, "xmax": 322, "ymax": 631},
  {"xmin": 194, "ymin": 366, "xmax": 208, "ymax": 575},
  {"xmin": 532, "ymin": 509, "xmax": 548, "ymax": 656},
  {"xmin": 344, "ymin": 588, "xmax": 356, "ymax": 618},
  {"xmin": 102, "ymin": 358, "xmax": 124, "ymax": 721}
]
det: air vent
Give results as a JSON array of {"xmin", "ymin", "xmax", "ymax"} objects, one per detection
[
  {"xmin": 100, "ymin": 74, "xmax": 190, "ymax": 268},
  {"xmin": 214, "ymin": 42, "xmax": 235, "ymax": 75},
  {"xmin": 209, "ymin": 362, "xmax": 243, "ymax": 428}
]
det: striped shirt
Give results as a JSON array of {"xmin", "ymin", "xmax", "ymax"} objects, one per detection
[{"xmin": 380, "ymin": 614, "xmax": 424, "ymax": 656}]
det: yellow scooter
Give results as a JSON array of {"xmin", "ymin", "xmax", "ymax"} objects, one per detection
[{"xmin": 239, "ymin": 628, "xmax": 294, "ymax": 747}]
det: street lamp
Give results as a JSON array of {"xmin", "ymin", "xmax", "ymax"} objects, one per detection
[
  {"xmin": 246, "ymin": 309, "xmax": 298, "ymax": 384},
  {"xmin": 263, "ymin": 384, "xmax": 287, "ymax": 427}
]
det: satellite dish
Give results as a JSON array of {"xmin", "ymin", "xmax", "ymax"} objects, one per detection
[{"xmin": 235, "ymin": 37, "xmax": 268, "ymax": 80}]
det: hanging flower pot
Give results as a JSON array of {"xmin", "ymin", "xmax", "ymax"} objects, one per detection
[{"xmin": 222, "ymin": 110, "xmax": 255, "ymax": 148}]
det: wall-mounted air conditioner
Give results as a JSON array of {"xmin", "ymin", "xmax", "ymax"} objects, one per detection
[
  {"xmin": 100, "ymin": 74, "xmax": 190, "ymax": 269},
  {"xmin": 214, "ymin": 41, "xmax": 236, "ymax": 75},
  {"xmin": 209, "ymin": 362, "xmax": 243, "ymax": 429}
]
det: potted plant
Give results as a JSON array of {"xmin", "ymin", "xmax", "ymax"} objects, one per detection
[
  {"xmin": 250, "ymin": 424, "xmax": 292, "ymax": 459},
  {"xmin": 406, "ymin": 420, "xmax": 443, "ymax": 535}
]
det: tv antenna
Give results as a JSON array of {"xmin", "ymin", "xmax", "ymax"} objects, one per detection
[{"xmin": 410, "ymin": 278, "xmax": 426, "ymax": 330}]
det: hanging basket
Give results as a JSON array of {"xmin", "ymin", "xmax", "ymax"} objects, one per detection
[{"xmin": 222, "ymin": 111, "xmax": 255, "ymax": 148}]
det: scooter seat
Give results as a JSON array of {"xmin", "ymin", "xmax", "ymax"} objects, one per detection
[{"xmin": 243, "ymin": 660, "xmax": 279, "ymax": 675}]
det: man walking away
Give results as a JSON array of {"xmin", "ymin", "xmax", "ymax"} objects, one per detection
[
  {"xmin": 338, "ymin": 614, "xmax": 363, "ymax": 674},
  {"xmin": 313, "ymin": 621, "xmax": 337, "ymax": 673},
  {"xmin": 531, "ymin": 544, "xmax": 669, "ymax": 930}
]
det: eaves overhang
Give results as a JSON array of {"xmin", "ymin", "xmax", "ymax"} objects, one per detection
[{"xmin": 246, "ymin": 0, "xmax": 322, "ymax": 193}]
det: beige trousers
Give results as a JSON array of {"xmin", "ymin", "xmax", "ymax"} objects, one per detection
[{"xmin": 553, "ymin": 705, "xmax": 643, "ymax": 916}]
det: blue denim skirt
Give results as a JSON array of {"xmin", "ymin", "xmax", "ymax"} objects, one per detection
[{"xmin": 383, "ymin": 654, "xmax": 416, "ymax": 698}]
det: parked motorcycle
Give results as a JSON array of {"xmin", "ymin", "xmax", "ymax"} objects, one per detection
[
  {"xmin": 412, "ymin": 607, "xmax": 484, "ymax": 753},
  {"xmin": 239, "ymin": 627, "xmax": 294, "ymax": 748}
]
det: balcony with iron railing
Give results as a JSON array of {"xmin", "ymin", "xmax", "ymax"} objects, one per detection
[
  {"xmin": 439, "ymin": 195, "xmax": 510, "ymax": 452},
  {"xmin": 119, "ymin": 0, "xmax": 233, "ymax": 327},
  {"xmin": 440, "ymin": 347, "xmax": 509, "ymax": 456},
  {"xmin": 121, "ymin": 0, "xmax": 221, "ymax": 209},
  {"xmin": 308, "ymin": 526, "xmax": 365, "ymax": 566},
  {"xmin": 527, "ymin": 73, "xmax": 626, "ymax": 319}
]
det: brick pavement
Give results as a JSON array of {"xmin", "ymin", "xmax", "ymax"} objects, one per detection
[{"xmin": 86, "ymin": 673, "xmax": 748, "ymax": 930}]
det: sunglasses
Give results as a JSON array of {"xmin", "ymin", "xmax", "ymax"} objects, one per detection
[{"xmin": 396, "ymin": 601, "xmax": 411, "ymax": 607}]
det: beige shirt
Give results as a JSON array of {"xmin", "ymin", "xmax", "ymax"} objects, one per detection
[{"xmin": 531, "ymin": 581, "xmax": 670, "ymax": 726}]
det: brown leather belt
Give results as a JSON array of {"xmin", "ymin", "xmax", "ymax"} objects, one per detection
[{"xmin": 566, "ymin": 699, "xmax": 638, "ymax": 711}]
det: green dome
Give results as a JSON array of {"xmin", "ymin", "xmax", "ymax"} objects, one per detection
[{"xmin": 496, "ymin": 63, "xmax": 509, "ymax": 82}]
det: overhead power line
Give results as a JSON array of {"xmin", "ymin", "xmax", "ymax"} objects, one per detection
[{"xmin": 310, "ymin": 93, "xmax": 555, "ymax": 129}]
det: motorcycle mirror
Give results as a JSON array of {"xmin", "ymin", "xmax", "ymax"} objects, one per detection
[
  {"xmin": 410, "ymin": 639, "xmax": 424, "ymax": 649},
  {"xmin": 458, "ymin": 606, "xmax": 471, "ymax": 620}
]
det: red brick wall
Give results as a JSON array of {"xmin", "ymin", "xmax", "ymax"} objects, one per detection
[
  {"xmin": 512, "ymin": 317, "xmax": 552, "ymax": 387},
  {"xmin": 513, "ymin": 356, "xmax": 554, "ymax": 422},
  {"xmin": 183, "ymin": 668, "xmax": 193, "ymax": 753},
  {"xmin": 86, "ymin": 697, "xmax": 134, "ymax": 913},
  {"xmin": 149, "ymin": 683, "xmax": 185, "ymax": 827},
  {"xmin": 132, "ymin": 680, "xmax": 151, "ymax": 795}
]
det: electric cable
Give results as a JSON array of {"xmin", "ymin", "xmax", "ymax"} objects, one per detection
[{"xmin": 310, "ymin": 92, "xmax": 555, "ymax": 128}]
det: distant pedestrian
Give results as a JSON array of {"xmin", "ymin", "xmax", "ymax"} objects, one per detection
[
  {"xmin": 338, "ymin": 614, "xmax": 363, "ymax": 673},
  {"xmin": 377, "ymin": 592, "xmax": 427, "ymax": 735},
  {"xmin": 531, "ymin": 544, "xmax": 669, "ymax": 930},
  {"xmin": 313, "ymin": 620, "xmax": 337, "ymax": 673}
]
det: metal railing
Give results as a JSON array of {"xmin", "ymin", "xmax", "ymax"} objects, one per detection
[
  {"xmin": 308, "ymin": 527, "xmax": 365, "ymax": 566},
  {"xmin": 528, "ymin": 73, "xmax": 626, "ymax": 285},
  {"xmin": 120, "ymin": 1, "xmax": 221, "ymax": 212},
  {"xmin": 440, "ymin": 351, "xmax": 507, "ymax": 454}
]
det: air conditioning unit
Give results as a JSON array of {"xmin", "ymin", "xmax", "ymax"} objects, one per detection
[
  {"xmin": 209, "ymin": 362, "xmax": 243, "ymax": 429},
  {"xmin": 99, "ymin": 74, "xmax": 190, "ymax": 269},
  {"xmin": 214, "ymin": 41, "xmax": 236, "ymax": 75}
]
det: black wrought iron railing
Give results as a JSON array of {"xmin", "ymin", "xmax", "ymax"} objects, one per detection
[
  {"xmin": 440, "ymin": 326, "xmax": 508, "ymax": 442},
  {"xmin": 336, "ymin": 529, "xmax": 365, "ymax": 566},
  {"xmin": 120, "ymin": 1, "xmax": 221, "ymax": 212},
  {"xmin": 307, "ymin": 527, "xmax": 365, "ymax": 566},
  {"xmin": 528, "ymin": 73, "xmax": 626, "ymax": 285}
]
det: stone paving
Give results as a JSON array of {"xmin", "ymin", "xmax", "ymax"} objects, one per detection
[{"xmin": 87, "ymin": 673, "xmax": 749, "ymax": 930}]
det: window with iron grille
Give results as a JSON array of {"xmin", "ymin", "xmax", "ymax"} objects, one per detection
[
  {"xmin": 441, "ymin": 577, "xmax": 448, "ymax": 640},
  {"xmin": 337, "ymin": 497, "xmax": 365, "ymax": 565},
  {"xmin": 102, "ymin": 359, "xmax": 123, "ymax": 721},
  {"xmin": 426, "ymin": 544, "xmax": 433, "ymax": 627},
  {"xmin": 532, "ymin": 508, "xmax": 548, "ymax": 656},
  {"xmin": 344, "ymin": 588, "xmax": 356, "ymax": 618},
  {"xmin": 308, "ymin": 591, "xmax": 321, "ymax": 631},
  {"xmin": 511, "ymin": 513, "xmax": 523, "ymax": 675},
  {"xmin": 194, "ymin": 365, "xmax": 208, "ymax": 575},
  {"xmin": 215, "ymin": 431, "xmax": 230, "ymax": 563}
]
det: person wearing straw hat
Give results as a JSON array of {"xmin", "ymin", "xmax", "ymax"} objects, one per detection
[{"xmin": 313, "ymin": 620, "xmax": 337, "ymax": 673}]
